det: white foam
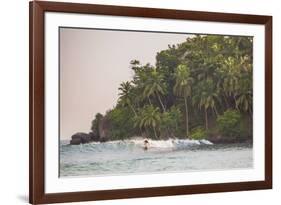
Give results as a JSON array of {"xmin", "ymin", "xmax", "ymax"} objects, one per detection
[
  {"xmin": 85, "ymin": 138, "xmax": 213, "ymax": 149},
  {"xmin": 199, "ymin": 139, "xmax": 214, "ymax": 145},
  {"xmin": 127, "ymin": 138, "xmax": 213, "ymax": 149}
]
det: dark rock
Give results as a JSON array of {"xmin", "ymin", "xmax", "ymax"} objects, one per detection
[
  {"xmin": 69, "ymin": 115, "xmax": 113, "ymax": 144},
  {"xmin": 100, "ymin": 136, "xmax": 108, "ymax": 142},
  {"xmin": 81, "ymin": 134, "xmax": 91, "ymax": 144},
  {"xmin": 98, "ymin": 115, "xmax": 111, "ymax": 141},
  {"xmin": 91, "ymin": 129, "xmax": 99, "ymax": 138},
  {"xmin": 71, "ymin": 135, "xmax": 82, "ymax": 140},
  {"xmin": 88, "ymin": 132, "xmax": 99, "ymax": 141},
  {"xmin": 70, "ymin": 132, "xmax": 91, "ymax": 145},
  {"xmin": 70, "ymin": 138, "xmax": 81, "ymax": 145}
]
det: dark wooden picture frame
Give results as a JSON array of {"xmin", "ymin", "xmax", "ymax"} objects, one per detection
[{"xmin": 29, "ymin": 1, "xmax": 272, "ymax": 204}]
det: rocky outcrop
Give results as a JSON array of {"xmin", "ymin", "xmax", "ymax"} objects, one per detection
[
  {"xmin": 98, "ymin": 116, "xmax": 110, "ymax": 142},
  {"xmin": 69, "ymin": 137, "xmax": 81, "ymax": 145},
  {"xmin": 70, "ymin": 132, "xmax": 95, "ymax": 145},
  {"xmin": 88, "ymin": 132, "xmax": 99, "ymax": 141},
  {"xmin": 70, "ymin": 115, "xmax": 113, "ymax": 145}
]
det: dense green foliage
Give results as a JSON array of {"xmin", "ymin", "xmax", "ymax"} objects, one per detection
[
  {"xmin": 217, "ymin": 110, "xmax": 242, "ymax": 138},
  {"xmin": 91, "ymin": 35, "xmax": 253, "ymax": 141},
  {"xmin": 190, "ymin": 126, "xmax": 207, "ymax": 140},
  {"xmin": 106, "ymin": 107, "xmax": 135, "ymax": 140}
]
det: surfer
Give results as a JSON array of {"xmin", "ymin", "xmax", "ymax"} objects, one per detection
[{"xmin": 143, "ymin": 139, "xmax": 149, "ymax": 150}]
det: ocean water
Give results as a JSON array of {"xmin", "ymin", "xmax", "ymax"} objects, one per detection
[{"xmin": 60, "ymin": 139, "xmax": 253, "ymax": 177}]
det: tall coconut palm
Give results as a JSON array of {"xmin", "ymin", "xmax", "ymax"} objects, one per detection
[
  {"xmin": 235, "ymin": 91, "xmax": 252, "ymax": 113},
  {"xmin": 142, "ymin": 69, "xmax": 166, "ymax": 112},
  {"xmin": 216, "ymin": 55, "xmax": 252, "ymax": 112},
  {"xmin": 135, "ymin": 105, "xmax": 161, "ymax": 139},
  {"xmin": 235, "ymin": 77, "xmax": 252, "ymax": 114},
  {"xmin": 234, "ymin": 57, "xmax": 253, "ymax": 113},
  {"xmin": 132, "ymin": 65, "xmax": 154, "ymax": 106},
  {"xmin": 118, "ymin": 81, "xmax": 137, "ymax": 116},
  {"xmin": 221, "ymin": 57, "xmax": 241, "ymax": 98},
  {"xmin": 173, "ymin": 64, "xmax": 193, "ymax": 137},
  {"xmin": 192, "ymin": 79, "xmax": 219, "ymax": 130}
]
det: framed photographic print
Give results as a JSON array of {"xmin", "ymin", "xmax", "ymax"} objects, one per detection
[{"xmin": 29, "ymin": 1, "xmax": 272, "ymax": 204}]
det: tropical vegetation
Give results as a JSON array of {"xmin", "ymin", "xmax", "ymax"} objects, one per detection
[{"xmin": 91, "ymin": 34, "xmax": 253, "ymax": 142}]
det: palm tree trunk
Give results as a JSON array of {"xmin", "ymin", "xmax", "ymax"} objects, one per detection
[
  {"xmin": 144, "ymin": 127, "xmax": 149, "ymax": 138},
  {"xmin": 148, "ymin": 97, "xmax": 152, "ymax": 105},
  {"xmin": 213, "ymin": 105, "xmax": 218, "ymax": 116},
  {"xmin": 223, "ymin": 93, "xmax": 230, "ymax": 109},
  {"xmin": 205, "ymin": 108, "xmax": 208, "ymax": 130},
  {"xmin": 233, "ymin": 95, "xmax": 238, "ymax": 108},
  {"xmin": 184, "ymin": 97, "xmax": 189, "ymax": 138},
  {"xmin": 129, "ymin": 103, "xmax": 143, "ymax": 135},
  {"xmin": 157, "ymin": 93, "xmax": 166, "ymax": 112},
  {"xmin": 153, "ymin": 126, "xmax": 158, "ymax": 139}
]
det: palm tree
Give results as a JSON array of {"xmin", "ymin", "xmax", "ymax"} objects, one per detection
[
  {"xmin": 132, "ymin": 65, "xmax": 153, "ymax": 106},
  {"xmin": 118, "ymin": 81, "xmax": 137, "ymax": 116},
  {"xmin": 235, "ymin": 91, "xmax": 252, "ymax": 113},
  {"xmin": 173, "ymin": 64, "xmax": 193, "ymax": 137},
  {"xmin": 234, "ymin": 58, "xmax": 253, "ymax": 114},
  {"xmin": 220, "ymin": 57, "xmax": 241, "ymax": 102},
  {"xmin": 192, "ymin": 79, "xmax": 219, "ymax": 130},
  {"xmin": 142, "ymin": 69, "xmax": 166, "ymax": 112},
  {"xmin": 135, "ymin": 105, "xmax": 161, "ymax": 139},
  {"xmin": 235, "ymin": 76, "xmax": 252, "ymax": 114}
]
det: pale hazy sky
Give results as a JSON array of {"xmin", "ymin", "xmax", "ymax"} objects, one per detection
[{"xmin": 60, "ymin": 28, "xmax": 190, "ymax": 139}]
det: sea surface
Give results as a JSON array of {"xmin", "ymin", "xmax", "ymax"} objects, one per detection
[{"xmin": 60, "ymin": 139, "xmax": 253, "ymax": 177}]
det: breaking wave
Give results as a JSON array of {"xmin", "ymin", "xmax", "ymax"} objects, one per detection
[
  {"xmin": 127, "ymin": 138, "xmax": 213, "ymax": 148},
  {"xmin": 64, "ymin": 138, "xmax": 213, "ymax": 150}
]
